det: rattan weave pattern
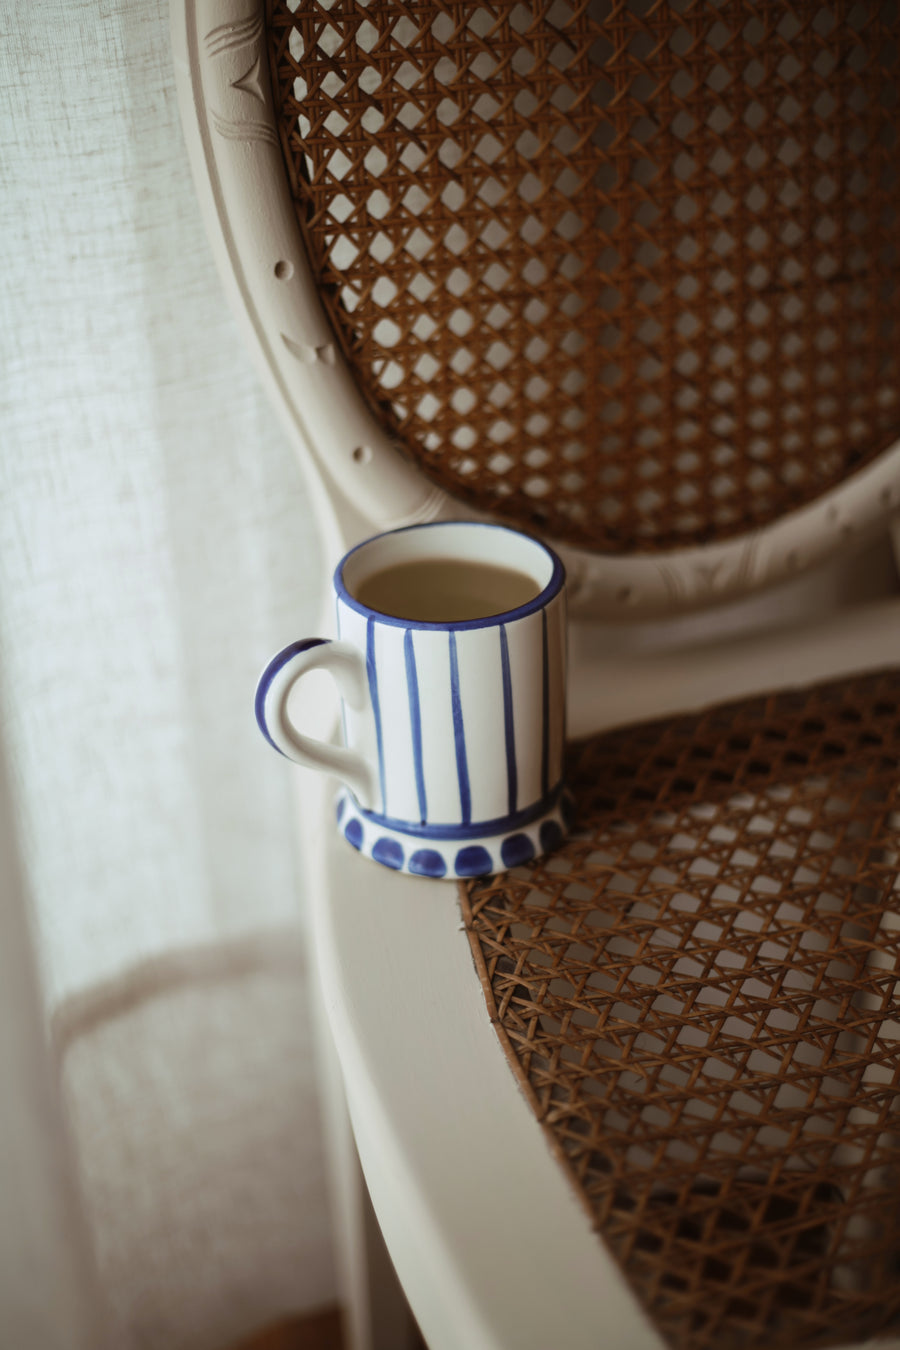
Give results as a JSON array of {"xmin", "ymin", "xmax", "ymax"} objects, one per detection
[
  {"xmin": 462, "ymin": 669, "xmax": 900, "ymax": 1349},
  {"xmin": 266, "ymin": 0, "xmax": 900, "ymax": 553}
]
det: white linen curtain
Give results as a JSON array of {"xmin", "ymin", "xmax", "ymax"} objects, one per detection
[{"xmin": 1, "ymin": 1, "xmax": 337, "ymax": 1345}]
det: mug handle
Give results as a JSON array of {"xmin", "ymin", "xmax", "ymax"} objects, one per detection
[{"xmin": 255, "ymin": 638, "xmax": 378, "ymax": 810}]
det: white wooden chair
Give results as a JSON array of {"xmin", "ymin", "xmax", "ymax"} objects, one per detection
[{"xmin": 172, "ymin": 2, "xmax": 900, "ymax": 1346}]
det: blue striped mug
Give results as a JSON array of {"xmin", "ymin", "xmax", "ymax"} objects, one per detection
[{"xmin": 255, "ymin": 521, "xmax": 568, "ymax": 879}]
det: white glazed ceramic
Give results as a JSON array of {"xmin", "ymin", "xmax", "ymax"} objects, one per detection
[{"xmin": 255, "ymin": 521, "xmax": 568, "ymax": 879}]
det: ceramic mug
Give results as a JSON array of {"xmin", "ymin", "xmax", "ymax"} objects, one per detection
[{"xmin": 255, "ymin": 521, "xmax": 568, "ymax": 879}]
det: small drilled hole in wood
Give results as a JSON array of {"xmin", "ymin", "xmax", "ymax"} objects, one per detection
[
  {"xmin": 274, "ymin": 259, "xmax": 294, "ymax": 281},
  {"xmin": 352, "ymin": 445, "xmax": 372, "ymax": 464}
]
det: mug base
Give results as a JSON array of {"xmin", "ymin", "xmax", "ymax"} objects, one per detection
[{"xmin": 334, "ymin": 787, "xmax": 573, "ymax": 881}]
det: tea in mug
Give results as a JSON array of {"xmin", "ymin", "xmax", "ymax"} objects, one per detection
[{"xmin": 353, "ymin": 557, "xmax": 540, "ymax": 622}]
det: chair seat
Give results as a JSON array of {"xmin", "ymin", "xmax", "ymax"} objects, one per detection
[
  {"xmin": 462, "ymin": 668, "xmax": 900, "ymax": 1350},
  {"xmin": 306, "ymin": 777, "xmax": 662, "ymax": 1350}
]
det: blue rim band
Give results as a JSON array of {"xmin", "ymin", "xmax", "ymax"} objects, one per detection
[{"xmin": 334, "ymin": 520, "xmax": 565, "ymax": 631}]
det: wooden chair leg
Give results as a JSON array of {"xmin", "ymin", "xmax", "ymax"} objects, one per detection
[{"xmin": 311, "ymin": 975, "xmax": 422, "ymax": 1350}]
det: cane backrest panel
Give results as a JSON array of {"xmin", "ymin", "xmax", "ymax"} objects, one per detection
[{"xmin": 266, "ymin": 0, "xmax": 900, "ymax": 553}]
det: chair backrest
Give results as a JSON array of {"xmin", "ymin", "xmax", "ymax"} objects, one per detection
[{"xmin": 174, "ymin": 0, "xmax": 900, "ymax": 616}]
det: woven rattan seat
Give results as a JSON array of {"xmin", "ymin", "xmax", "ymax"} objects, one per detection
[{"xmin": 463, "ymin": 668, "xmax": 900, "ymax": 1350}]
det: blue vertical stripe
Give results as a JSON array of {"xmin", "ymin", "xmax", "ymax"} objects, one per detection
[
  {"xmin": 448, "ymin": 632, "xmax": 471, "ymax": 825},
  {"xmin": 366, "ymin": 617, "xmax": 387, "ymax": 813},
  {"xmin": 499, "ymin": 624, "xmax": 517, "ymax": 814},
  {"xmin": 404, "ymin": 629, "xmax": 428, "ymax": 823},
  {"xmin": 541, "ymin": 608, "xmax": 549, "ymax": 797}
]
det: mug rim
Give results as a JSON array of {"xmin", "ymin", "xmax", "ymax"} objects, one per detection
[{"xmin": 334, "ymin": 520, "xmax": 566, "ymax": 631}]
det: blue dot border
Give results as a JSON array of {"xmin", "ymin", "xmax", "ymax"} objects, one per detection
[{"xmin": 334, "ymin": 787, "xmax": 572, "ymax": 880}]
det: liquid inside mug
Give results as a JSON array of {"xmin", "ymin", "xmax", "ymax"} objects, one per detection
[{"xmin": 255, "ymin": 521, "xmax": 568, "ymax": 879}]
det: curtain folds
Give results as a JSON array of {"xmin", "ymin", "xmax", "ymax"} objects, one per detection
[
  {"xmin": 0, "ymin": 723, "xmax": 107, "ymax": 1349},
  {"xmin": 1, "ymin": 1, "xmax": 336, "ymax": 1345}
]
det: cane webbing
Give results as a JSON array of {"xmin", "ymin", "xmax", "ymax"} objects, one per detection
[
  {"xmin": 266, "ymin": 1, "xmax": 900, "ymax": 553},
  {"xmin": 462, "ymin": 669, "xmax": 900, "ymax": 1350}
]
